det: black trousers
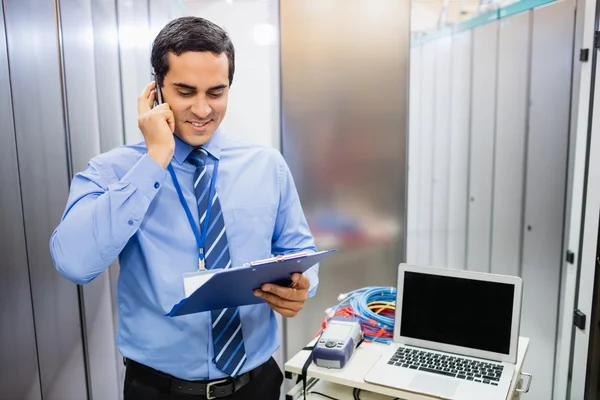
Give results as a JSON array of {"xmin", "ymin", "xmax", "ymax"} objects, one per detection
[{"xmin": 124, "ymin": 357, "xmax": 283, "ymax": 400}]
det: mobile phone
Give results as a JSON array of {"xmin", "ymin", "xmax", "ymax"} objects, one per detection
[
  {"xmin": 153, "ymin": 71, "xmax": 163, "ymax": 107},
  {"xmin": 154, "ymin": 81, "xmax": 163, "ymax": 107}
]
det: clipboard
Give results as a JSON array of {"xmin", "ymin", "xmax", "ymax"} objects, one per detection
[{"xmin": 166, "ymin": 249, "xmax": 336, "ymax": 317}]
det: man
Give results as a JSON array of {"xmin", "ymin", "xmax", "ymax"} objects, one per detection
[{"xmin": 50, "ymin": 16, "xmax": 318, "ymax": 399}]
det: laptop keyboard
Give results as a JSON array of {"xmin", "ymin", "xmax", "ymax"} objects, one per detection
[{"xmin": 388, "ymin": 347, "xmax": 504, "ymax": 386}]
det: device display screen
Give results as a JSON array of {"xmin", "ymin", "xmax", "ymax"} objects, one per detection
[
  {"xmin": 323, "ymin": 324, "xmax": 351, "ymax": 340},
  {"xmin": 400, "ymin": 271, "xmax": 515, "ymax": 354}
]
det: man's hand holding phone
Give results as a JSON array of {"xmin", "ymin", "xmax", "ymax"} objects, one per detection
[{"xmin": 137, "ymin": 81, "xmax": 176, "ymax": 169}]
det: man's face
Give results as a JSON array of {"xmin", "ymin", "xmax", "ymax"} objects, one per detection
[{"xmin": 162, "ymin": 51, "xmax": 229, "ymax": 147}]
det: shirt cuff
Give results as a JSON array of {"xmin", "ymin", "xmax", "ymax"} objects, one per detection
[
  {"xmin": 303, "ymin": 264, "xmax": 320, "ymax": 298},
  {"xmin": 123, "ymin": 154, "xmax": 168, "ymax": 201}
]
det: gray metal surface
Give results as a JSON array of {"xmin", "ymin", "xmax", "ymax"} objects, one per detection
[
  {"xmin": 0, "ymin": 1, "xmax": 42, "ymax": 398},
  {"xmin": 91, "ymin": 0, "xmax": 128, "ymax": 396},
  {"xmin": 418, "ymin": 41, "xmax": 436, "ymax": 266},
  {"xmin": 407, "ymin": 46, "xmax": 422, "ymax": 265},
  {"xmin": 3, "ymin": 0, "xmax": 88, "ymax": 398},
  {"xmin": 467, "ymin": 21, "xmax": 499, "ymax": 273},
  {"xmin": 490, "ymin": 12, "xmax": 531, "ymax": 277},
  {"xmin": 59, "ymin": 0, "xmax": 122, "ymax": 398},
  {"xmin": 280, "ymin": 0, "xmax": 408, "ymax": 358},
  {"xmin": 569, "ymin": 30, "xmax": 600, "ymax": 399},
  {"xmin": 60, "ymin": 0, "xmax": 102, "ymax": 173},
  {"xmin": 447, "ymin": 30, "xmax": 472, "ymax": 270},
  {"xmin": 431, "ymin": 36, "xmax": 452, "ymax": 267},
  {"xmin": 521, "ymin": 1, "xmax": 574, "ymax": 399}
]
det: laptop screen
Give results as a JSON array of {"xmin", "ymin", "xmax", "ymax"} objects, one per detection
[{"xmin": 400, "ymin": 271, "xmax": 515, "ymax": 355}]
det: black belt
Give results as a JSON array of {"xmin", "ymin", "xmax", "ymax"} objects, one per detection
[{"xmin": 124, "ymin": 358, "xmax": 265, "ymax": 398}]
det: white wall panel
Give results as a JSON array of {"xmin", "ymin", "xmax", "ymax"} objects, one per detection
[
  {"xmin": 467, "ymin": 21, "xmax": 499, "ymax": 273},
  {"xmin": 118, "ymin": 0, "xmax": 151, "ymax": 145},
  {"xmin": 447, "ymin": 30, "xmax": 472, "ymax": 270},
  {"xmin": 431, "ymin": 36, "xmax": 452, "ymax": 267},
  {"xmin": 191, "ymin": 1, "xmax": 281, "ymax": 149},
  {"xmin": 490, "ymin": 12, "xmax": 531, "ymax": 277}
]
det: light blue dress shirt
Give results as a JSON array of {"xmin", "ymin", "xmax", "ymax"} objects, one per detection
[{"xmin": 50, "ymin": 129, "xmax": 319, "ymax": 380}]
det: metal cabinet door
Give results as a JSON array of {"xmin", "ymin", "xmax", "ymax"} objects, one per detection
[
  {"xmin": 431, "ymin": 36, "xmax": 452, "ymax": 267},
  {"xmin": 521, "ymin": 1, "xmax": 575, "ymax": 399},
  {"xmin": 447, "ymin": 30, "xmax": 472, "ymax": 270},
  {"xmin": 490, "ymin": 12, "xmax": 531, "ymax": 278},
  {"xmin": 0, "ymin": 1, "xmax": 42, "ymax": 398},
  {"xmin": 467, "ymin": 21, "xmax": 499, "ymax": 273},
  {"xmin": 3, "ymin": 0, "xmax": 88, "ymax": 398}
]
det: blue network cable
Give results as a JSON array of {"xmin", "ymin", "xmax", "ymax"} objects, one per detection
[{"xmin": 325, "ymin": 286, "xmax": 397, "ymax": 343}]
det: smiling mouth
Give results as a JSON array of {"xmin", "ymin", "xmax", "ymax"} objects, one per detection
[{"xmin": 189, "ymin": 121, "xmax": 210, "ymax": 128}]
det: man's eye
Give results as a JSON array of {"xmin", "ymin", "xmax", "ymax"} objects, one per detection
[
  {"xmin": 208, "ymin": 92, "xmax": 223, "ymax": 98},
  {"xmin": 178, "ymin": 91, "xmax": 194, "ymax": 97}
]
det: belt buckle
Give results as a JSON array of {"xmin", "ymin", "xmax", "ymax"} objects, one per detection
[{"xmin": 206, "ymin": 378, "xmax": 231, "ymax": 399}]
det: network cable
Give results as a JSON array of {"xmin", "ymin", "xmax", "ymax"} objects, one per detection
[{"xmin": 319, "ymin": 286, "xmax": 396, "ymax": 343}]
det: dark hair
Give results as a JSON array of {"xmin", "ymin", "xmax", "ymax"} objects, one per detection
[{"xmin": 151, "ymin": 17, "xmax": 235, "ymax": 87}]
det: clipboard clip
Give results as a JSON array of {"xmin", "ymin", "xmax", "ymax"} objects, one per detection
[{"xmin": 246, "ymin": 252, "xmax": 309, "ymax": 267}]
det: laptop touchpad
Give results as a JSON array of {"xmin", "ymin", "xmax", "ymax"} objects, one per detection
[{"xmin": 409, "ymin": 374, "xmax": 459, "ymax": 398}]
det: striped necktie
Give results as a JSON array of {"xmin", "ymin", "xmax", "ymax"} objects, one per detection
[{"xmin": 187, "ymin": 148, "xmax": 247, "ymax": 377}]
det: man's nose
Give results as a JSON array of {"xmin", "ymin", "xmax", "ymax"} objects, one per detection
[{"xmin": 191, "ymin": 96, "xmax": 211, "ymax": 118}]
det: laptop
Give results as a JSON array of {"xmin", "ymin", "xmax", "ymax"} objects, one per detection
[{"xmin": 364, "ymin": 263, "xmax": 523, "ymax": 400}]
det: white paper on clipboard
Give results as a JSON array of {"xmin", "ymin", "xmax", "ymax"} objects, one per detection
[{"xmin": 183, "ymin": 270, "xmax": 219, "ymax": 297}]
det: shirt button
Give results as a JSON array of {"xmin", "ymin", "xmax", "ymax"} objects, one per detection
[
  {"xmin": 128, "ymin": 220, "xmax": 134, "ymax": 226},
  {"xmin": 154, "ymin": 182, "xmax": 160, "ymax": 189}
]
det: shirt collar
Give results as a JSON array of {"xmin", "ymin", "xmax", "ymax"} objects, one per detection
[{"xmin": 172, "ymin": 128, "xmax": 223, "ymax": 164}]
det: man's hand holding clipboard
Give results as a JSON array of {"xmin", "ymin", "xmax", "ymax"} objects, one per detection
[{"xmin": 253, "ymin": 272, "xmax": 310, "ymax": 318}]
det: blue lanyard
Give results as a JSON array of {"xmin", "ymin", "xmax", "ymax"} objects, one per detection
[{"xmin": 168, "ymin": 160, "xmax": 219, "ymax": 266}]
